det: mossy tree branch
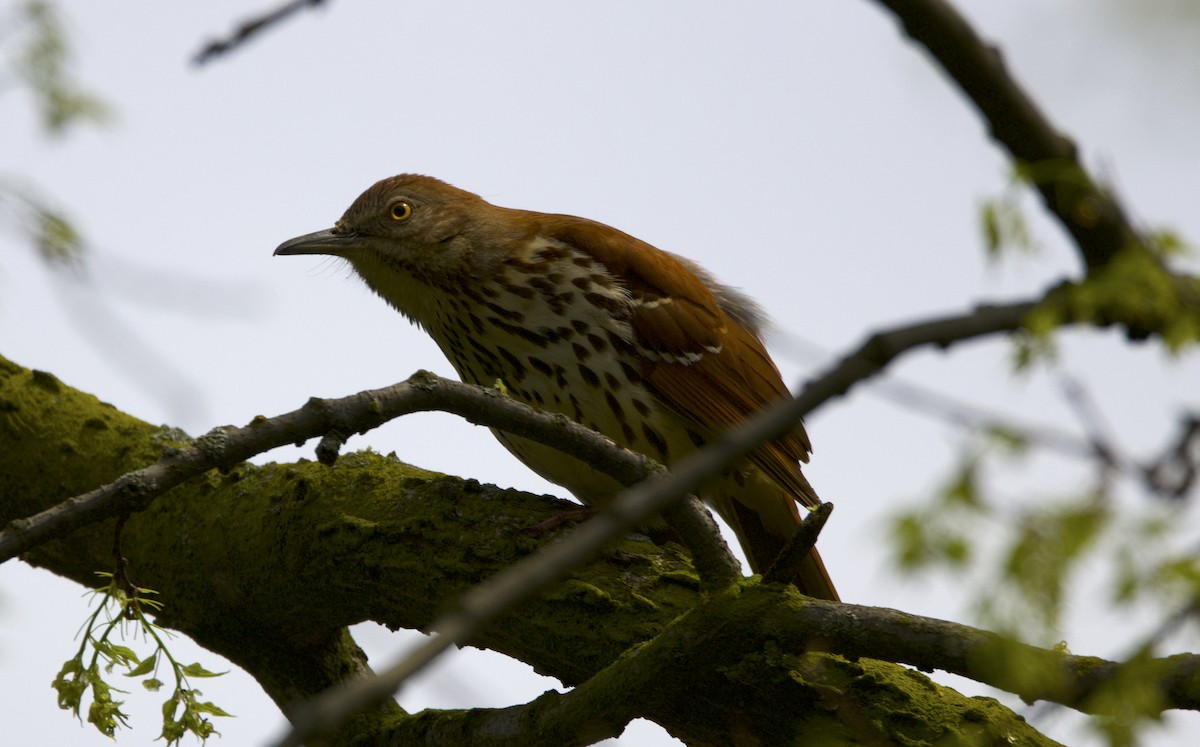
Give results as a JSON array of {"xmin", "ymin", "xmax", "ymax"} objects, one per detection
[{"xmin": 4, "ymin": 352, "xmax": 1200, "ymax": 746}]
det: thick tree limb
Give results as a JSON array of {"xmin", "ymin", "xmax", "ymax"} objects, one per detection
[
  {"xmin": 0, "ymin": 369, "xmax": 737, "ymax": 588},
  {"xmin": 358, "ymin": 584, "xmax": 1079, "ymax": 747},
  {"xmin": 6, "ymin": 352, "xmax": 1199, "ymax": 747},
  {"xmin": 0, "ymin": 357, "xmax": 1062, "ymax": 746},
  {"xmin": 362, "ymin": 584, "xmax": 1200, "ymax": 746}
]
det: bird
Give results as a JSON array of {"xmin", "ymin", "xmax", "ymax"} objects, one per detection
[{"xmin": 275, "ymin": 174, "xmax": 838, "ymax": 601}]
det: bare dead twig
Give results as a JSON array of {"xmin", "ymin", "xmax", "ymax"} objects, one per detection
[
  {"xmin": 764, "ymin": 502, "xmax": 834, "ymax": 585},
  {"xmin": 1144, "ymin": 414, "xmax": 1200, "ymax": 500},
  {"xmin": 193, "ymin": 0, "xmax": 327, "ymax": 66}
]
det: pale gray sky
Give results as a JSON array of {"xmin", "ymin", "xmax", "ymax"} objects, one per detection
[{"xmin": 4, "ymin": 1, "xmax": 1199, "ymax": 745}]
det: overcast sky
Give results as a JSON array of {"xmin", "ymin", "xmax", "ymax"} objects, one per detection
[{"xmin": 4, "ymin": 1, "xmax": 1200, "ymax": 745}]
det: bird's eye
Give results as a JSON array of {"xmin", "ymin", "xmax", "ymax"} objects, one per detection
[{"xmin": 389, "ymin": 201, "xmax": 413, "ymax": 222}]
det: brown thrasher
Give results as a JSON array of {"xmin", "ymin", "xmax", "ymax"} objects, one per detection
[{"xmin": 275, "ymin": 174, "xmax": 838, "ymax": 601}]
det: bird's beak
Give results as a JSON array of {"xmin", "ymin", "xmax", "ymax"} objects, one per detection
[{"xmin": 273, "ymin": 228, "xmax": 364, "ymax": 257}]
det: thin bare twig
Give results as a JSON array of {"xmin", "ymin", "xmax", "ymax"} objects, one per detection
[
  {"xmin": 193, "ymin": 0, "xmax": 327, "ymax": 66},
  {"xmin": 763, "ymin": 503, "xmax": 834, "ymax": 585},
  {"xmin": 1144, "ymin": 414, "xmax": 1200, "ymax": 500},
  {"xmin": 1057, "ymin": 373, "xmax": 1121, "ymax": 471},
  {"xmin": 774, "ymin": 330, "xmax": 1097, "ymax": 458}
]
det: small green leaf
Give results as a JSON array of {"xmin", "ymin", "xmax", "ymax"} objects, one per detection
[
  {"xmin": 981, "ymin": 201, "xmax": 1001, "ymax": 258},
  {"xmin": 983, "ymin": 424, "xmax": 1030, "ymax": 454},
  {"xmin": 181, "ymin": 662, "xmax": 227, "ymax": 678},
  {"xmin": 194, "ymin": 700, "xmax": 234, "ymax": 718},
  {"xmin": 125, "ymin": 652, "xmax": 158, "ymax": 677},
  {"xmin": 98, "ymin": 642, "xmax": 140, "ymax": 668}
]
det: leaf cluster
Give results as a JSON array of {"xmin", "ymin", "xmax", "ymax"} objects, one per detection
[{"xmin": 50, "ymin": 572, "xmax": 231, "ymax": 745}]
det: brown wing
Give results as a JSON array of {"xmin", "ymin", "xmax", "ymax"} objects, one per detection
[{"xmin": 547, "ymin": 215, "xmax": 818, "ymax": 509}]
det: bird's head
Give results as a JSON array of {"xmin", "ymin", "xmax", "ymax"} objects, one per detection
[{"xmin": 275, "ymin": 174, "xmax": 517, "ymax": 322}]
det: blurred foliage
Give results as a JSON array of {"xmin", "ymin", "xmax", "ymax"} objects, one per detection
[
  {"xmin": 0, "ymin": 1, "xmax": 110, "ymax": 269},
  {"xmin": 979, "ymin": 160, "xmax": 1200, "ymax": 367},
  {"xmin": 0, "ymin": 182, "xmax": 84, "ymax": 266},
  {"xmin": 979, "ymin": 164, "xmax": 1042, "ymax": 263},
  {"xmin": 5, "ymin": 0, "xmax": 111, "ymax": 133},
  {"xmin": 887, "ymin": 424, "xmax": 1200, "ymax": 745},
  {"xmin": 51, "ymin": 572, "xmax": 231, "ymax": 745},
  {"xmin": 1082, "ymin": 650, "xmax": 1171, "ymax": 747},
  {"xmin": 1022, "ymin": 247, "xmax": 1200, "ymax": 357}
]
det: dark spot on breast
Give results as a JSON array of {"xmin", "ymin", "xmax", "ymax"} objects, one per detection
[
  {"xmin": 468, "ymin": 313, "xmax": 486, "ymax": 334},
  {"xmin": 568, "ymin": 392, "xmax": 584, "ymax": 421},
  {"xmin": 577, "ymin": 364, "xmax": 600, "ymax": 388},
  {"xmin": 498, "ymin": 277, "xmax": 536, "ymax": 299},
  {"xmin": 549, "ymin": 291, "xmax": 576, "ymax": 315},
  {"xmin": 571, "ymin": 342, "xmax": 589, "ymax": 361},
  {"xmin": 604, "ymin": 390, "xmax": 625, "ymax": 418},
  {"xmin": 585, "ymin": 292, "xmax": 623, "ymax": 314},
  {"xmin": 469, "ymin": 352, "xmax": 494, "ymax": 378},
  {"xmin": 685, "ymin": 428, "xmax": 706, "ymax": 448},
  {"xmin": 571, "ymin": 276, "xmax": 592, "ymax": 290},
  {"xmin": 536, "ymin": 245, "xmax": 573, "ymax": 262},
  {"xmin": 485, "ymin": 301, "xmax": 524, "ymax": 322},
  {"xmin": 604, "ymin": 372, "xmax": 621, "ymax": 389},
  {"xmin": 498, "ymin": 347, "xmax": 525, "ymax": 381},
  {"xmin": 490, "ymin": 318, "xmax": 548, "ymax": 346},
  {"xmin": 467, "ymin": 338, "xmax": 501, "ymax": 370},
  {"xmin": 587, "ymin": 333, "xmax": 607, "ymax": 353},
  {"xmin": 641, "ymin": 424, "xmax": 669, "ymax": 460},
  {"xmin": 528, "ymin": 356, "xmax": 553, "ymax": 376},
  {"xmin": 619, "ymin": 360, "xmax": 643, "ymax": 385}
]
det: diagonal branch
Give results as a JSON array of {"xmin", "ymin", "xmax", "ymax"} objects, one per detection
[
  {"xmin": 870, "ymin": 0, "xmax": 1142, "ymax": 271},
  {"xmin": 272, "ymin": 297, "xmax": 1046, "ymax": 746}
]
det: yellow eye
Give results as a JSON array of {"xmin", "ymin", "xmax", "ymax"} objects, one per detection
[{"xmin": 389, "ymin": 201, "xmax": 413, "ymax": 222}]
